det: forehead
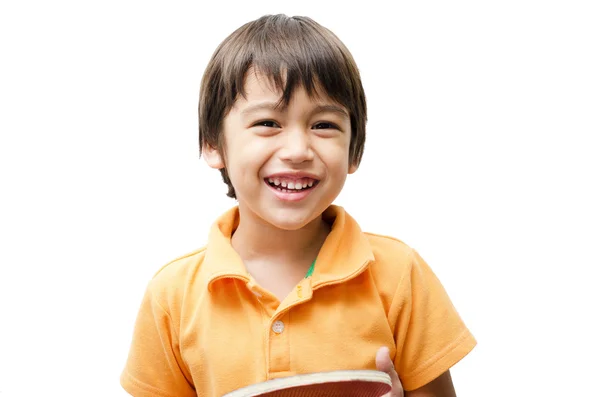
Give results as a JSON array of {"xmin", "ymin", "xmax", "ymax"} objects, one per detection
[
  {"xmin": 241, "ymin": 72, "xmax": 283, "ymax": 101},
  {"xmin": 233, "ymin": 69, "xmax": 345, "ymax": 112}
]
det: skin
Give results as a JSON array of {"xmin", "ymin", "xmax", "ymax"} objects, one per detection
[
  {"xmin": 204, "ymin": 71, "xmax": 357, "ymax": 299},
  {"xmin": 204, "ymin": 71, "xmax": 457, "ymax": 396}
]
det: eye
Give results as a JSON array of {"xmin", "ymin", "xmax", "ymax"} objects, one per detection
[
  {"xmin": 253, "ymin": 120, "xmax": 280, "ymax": 128},
  {"xmin": 312, "ymin": 122, "xmax": 339, "ymax": 130}
]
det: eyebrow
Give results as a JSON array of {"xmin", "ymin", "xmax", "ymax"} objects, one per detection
[{"xmin": 240, "ymin": 101, "xmax": 349, "ymax": 118}]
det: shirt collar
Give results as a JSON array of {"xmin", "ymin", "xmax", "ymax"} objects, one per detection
[{"xmin": 205, "ymin": 205, "xmax": 374, "ymax": 292}]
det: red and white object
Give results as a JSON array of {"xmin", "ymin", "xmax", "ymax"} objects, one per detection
[{"xmin": 222, "ymin": 370, "xmax": 392, "ymax": 397}]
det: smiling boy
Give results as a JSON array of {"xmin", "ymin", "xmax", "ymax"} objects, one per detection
[{"xmin": 121, "ymin": 14, "xmax": 476, "ymax": 397}]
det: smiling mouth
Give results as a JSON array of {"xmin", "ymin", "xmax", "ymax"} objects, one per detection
[{"xmin": 264, "ymin": 177, "xmax": 320, "ymax": 193}]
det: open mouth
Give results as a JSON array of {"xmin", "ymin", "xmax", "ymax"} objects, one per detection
[{"xmin": 264, "ymin": 177, "xmax": 320, "ymax": 193}]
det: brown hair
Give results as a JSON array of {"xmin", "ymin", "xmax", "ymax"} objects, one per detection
[{"xmin": 198, "ymin": 14, "xmax": 367, "ymax": 198}]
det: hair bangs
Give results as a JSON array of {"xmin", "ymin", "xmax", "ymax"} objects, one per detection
[{"xmin": 226, "ymin": 15, "xmax": 355, "ymax": 110}]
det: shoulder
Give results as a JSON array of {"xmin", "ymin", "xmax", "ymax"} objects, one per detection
[
  {"xmin": 152, "ymin": 247, "xmax": 207, "ymax": 281},
  {"xmin": 364, "ymin": 232, "xmax": 417, "ymax": 275},
  {"xmin": 364, "ymin": 232, "xmax": 414, "ymax": 259},
  {"xmin": 146, "ymin": 247, "xmax": 208, "ymax": 308},
  {"xmin": 358, "ymin": 232, "xmax": 423, "ymax": 304}
]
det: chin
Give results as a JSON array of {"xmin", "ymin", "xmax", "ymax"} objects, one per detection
[
  {"xmin": 260, "ymin": 207, "xmax": 322, "ymax": 231},
  {"xmin": 265, "ymin": 215, "xmax": 315, "ymax": 231}
]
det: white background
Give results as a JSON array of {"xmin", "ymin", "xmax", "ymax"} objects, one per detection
[{"xmin": 1, "ymin": 1, "xmax": 599, "ymax": 396}]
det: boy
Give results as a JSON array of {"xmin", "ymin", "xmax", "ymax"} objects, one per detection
[{"xmin": 121, "ymin": 14, "xmax": 476, "ymax": 397}]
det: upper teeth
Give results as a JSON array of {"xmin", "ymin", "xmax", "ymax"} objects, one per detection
[{"xmin": 267, "ymin": 177, "xmax": 316, "ymax": 189}]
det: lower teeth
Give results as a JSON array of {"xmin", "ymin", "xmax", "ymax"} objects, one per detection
[{"xmin": 277, "ymin": 187, "xmax": 305, "ymax": 192}]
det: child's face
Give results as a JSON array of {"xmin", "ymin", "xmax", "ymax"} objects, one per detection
[{"xmin": 204, "ymin": 71, "xmax": 357, "ymax": 231}]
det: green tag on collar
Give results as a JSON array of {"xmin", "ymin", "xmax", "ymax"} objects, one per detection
[{"xmin": 305, "ymin": 259, "xmax": 316, "ymax": 278}]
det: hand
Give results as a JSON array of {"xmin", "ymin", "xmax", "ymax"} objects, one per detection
[{"xmin": 376, "ymin": 346, "xmax": 404, "ymax": 397}]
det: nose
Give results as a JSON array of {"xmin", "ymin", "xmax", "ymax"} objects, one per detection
[{"xmin": 278, "ymin": 126, "xmax": 314, "ymax": 164}]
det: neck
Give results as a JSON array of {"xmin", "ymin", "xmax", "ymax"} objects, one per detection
[{"xmin": 231, "ymin": 206, "xmax": 330, "ymax": 265}]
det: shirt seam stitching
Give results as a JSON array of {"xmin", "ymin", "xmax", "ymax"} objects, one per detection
[
  {"xmin": 121, "ymin": 370, "xmax": 180, "ymax": 397},
  {"xmin": 402, "ymin": 327, "xmax": 472, "ymax": 380}
]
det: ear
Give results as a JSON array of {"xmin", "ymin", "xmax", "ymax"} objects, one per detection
[
  {"xmin": 348, "ymin": 162, "xmax": 359, "ymax": 174},
  {"xmin": 202, "ymin": 144, "xmax": 225, "ymax": 169}
]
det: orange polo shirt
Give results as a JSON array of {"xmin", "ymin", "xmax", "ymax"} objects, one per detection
[{"xmin": 121, "ymin": 206, "xmax": 476, "ymax": 396}]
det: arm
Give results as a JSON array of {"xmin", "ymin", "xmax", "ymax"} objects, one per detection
[
  {"xmin": 405, "ymin": 371, "xmax": 456, "ymax": 397},
  {"xmin": 388, "ymin": 249, "xmax": 476, "ymax": 393},
  {"xmin": 121, "ymin": 283, "xmax": 195, "ymax": 397},
  {"xmin": 376, "ymin": 348, "xmax": 456, "ymax": 397}
]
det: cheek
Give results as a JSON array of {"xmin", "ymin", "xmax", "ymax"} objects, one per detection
[
  {"xmin": 224, "ymin": 138, "xmax": 273, "ymax": 180},
  {"xmin": 315, "ymin": 140, "xmax": 352, "ymax": 173}
]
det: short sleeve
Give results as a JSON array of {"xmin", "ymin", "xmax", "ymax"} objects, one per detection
[
  {"xmin": 120, "ymin": 284, "xmax": 196, "ymax": 397},
  {"xmin": 391, "ymin": 249, "xmax": 476, "ymax": 391}
]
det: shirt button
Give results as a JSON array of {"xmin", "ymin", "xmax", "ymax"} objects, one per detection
[{"xmin": 272, "ymin": 320, "xmax": 285, "ymax": 334}]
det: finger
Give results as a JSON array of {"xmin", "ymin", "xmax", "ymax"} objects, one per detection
[
  {"xmin": 376, "ymin": 347, "xmax": 394, "ymax": 374},
  {"xmin": 375, "ymin": 347, "xmax": 404, "ymax": 397}
]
